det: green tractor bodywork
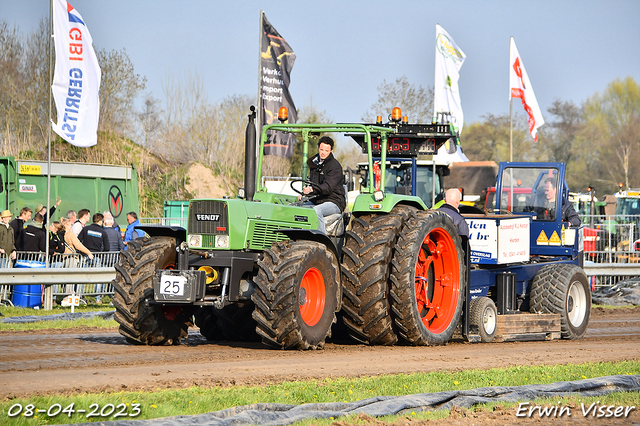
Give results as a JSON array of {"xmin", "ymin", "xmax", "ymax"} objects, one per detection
[{"xmin": 113, "ymin": 108, "xmax": 463, "ymax": 349}]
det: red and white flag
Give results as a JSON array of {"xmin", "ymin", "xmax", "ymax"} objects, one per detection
[
  {"xmin": 509, "ymin": 37, "xmax": 544, "ymax": 142},
  {"xmin": 51, "ymin": 0, "xmax": 101, "ymax": 147}
]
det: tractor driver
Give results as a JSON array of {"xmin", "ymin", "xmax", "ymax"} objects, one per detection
[
  {"xmin": 299, "ymin": 136, "xmax": 346, "ymax": 234},
  {"xmin": 534, "ymin": 178, "xmax": 581, "ymax": 227}
]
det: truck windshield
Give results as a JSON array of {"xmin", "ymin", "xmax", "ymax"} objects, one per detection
[
  {"xmin": 359, "ymin": 162, "xmax": 440, "ymax": 207},
  {"xmin": 616, "ymin": 198, "xmax": 640, "ymax": 215},
  {"xmin": 499, "ymin": 167, "xmax": 559, "ymax": 220}
]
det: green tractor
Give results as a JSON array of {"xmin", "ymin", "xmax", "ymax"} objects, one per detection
[{"xmin": 112, "ymin": 106, "xmax": 465, "ymax": 349}]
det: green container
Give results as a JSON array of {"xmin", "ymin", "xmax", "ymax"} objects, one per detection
[
  {"xmin": 0, "ymin": 156, "xmax": 139, "ymax": 223},
  {"xmin": 163, "ymin": 200, "xmax": 189, "ymax": 227}
]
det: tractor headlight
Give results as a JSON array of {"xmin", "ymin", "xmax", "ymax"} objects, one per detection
[
  {"xmin": 188, "ymin": 234, "xmax": 202, "ymax": 248},
  {"xmin": 374, "ymin": 190, "xmax": 385, "ymax": 202},
  {"xmin": 216, "ymin": 235, "xmax": 229, "ymax": 248}
]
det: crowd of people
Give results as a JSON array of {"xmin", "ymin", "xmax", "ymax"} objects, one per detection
[{"xmin": 0, "ymin": 200, "xmax": 145, "ymax": 268}]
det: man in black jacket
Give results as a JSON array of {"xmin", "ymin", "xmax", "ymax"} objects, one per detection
[
  {"xmin": 22, "ymin": 213, "xmax": 47, "ymax": 253},
  {"xmin": 10, "ymin": 206, "xmax": 32, "ymax": 251},
  {"xmin": 78, "ymin": 213, "xmax": 110, "ymax": 266},
  {"xmin": 301, "ymin": 136, "xmax": 345, "ymax": 234},
  {"xmin": 438, "ymin": 188, "xmax": 470, "ymax": 238}
]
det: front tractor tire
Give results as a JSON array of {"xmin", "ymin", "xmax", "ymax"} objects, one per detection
[
  {"xmin": 390, "ymin": 211, "xmax": 465, "ymax": 346},
  {"xmin": 530, "ymin": 264, "xmax": 591, "ymax": 340},
  {"xmin": 252, "ymin": 240, "xmax": 340, "ymax": 350},
  {"xmin": 340, "ymin": 205, "xmax": 416, "ymax": 345},
  {"xmin": 113, "ymin": 237, "xmax": 193, "ymax": 345}
]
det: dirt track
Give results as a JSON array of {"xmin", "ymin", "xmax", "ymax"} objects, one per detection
[{"xmin": 1, "ymin": 307, "xmax": 639, "ymax": 400}]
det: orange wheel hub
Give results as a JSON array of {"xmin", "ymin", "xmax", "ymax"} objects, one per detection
[
  {"xmin": 414, "ymin": 227, "xmax": 460, "ymax": 333},
  {"xmin": 299, "ymin": 267, "xmax": 326, "ymax": 326}
]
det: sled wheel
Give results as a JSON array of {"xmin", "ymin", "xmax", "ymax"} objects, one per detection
[
  {"xmin": 390, "ymin": 210, "xmax": 465, "ymax": 345},
  {"xmin": 469, "ymin": 297, "xmax": 497, "ymax": 343},
  {"xmin": 252, "ymin": 240, "xmax": 340, "ymax": 349},
  {"xmin": 113, "ymin": 237, "xmax": 193, "ymax": 345}
]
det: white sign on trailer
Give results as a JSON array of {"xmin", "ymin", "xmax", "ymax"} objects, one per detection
[{"xmin": 466, "ymin": 216, "xmax": 530, "ymax": 264}]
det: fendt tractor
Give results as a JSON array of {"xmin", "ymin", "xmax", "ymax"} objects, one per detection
[{"xmin": 113, "ymin": 107, "xmax": 591, "ymax": 349}]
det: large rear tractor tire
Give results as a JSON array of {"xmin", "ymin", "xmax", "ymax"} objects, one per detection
[
  {"xmin": 252, "ymin": 240, "xmax": 340, "ymax": 349},
  {"xmin": 113, "ymin": 237, "xmax": 193, "ymax": 345},
  {"xmin": 530, "ymin": 264, "xmax": 591, "ymax": 340},
  {"xmin": 340, "ymin": 205, "xmax": 416, "ymax": 345},
  {"xmin": 390, "ymin": 211, "xmax": 465, "ymax": 345}
]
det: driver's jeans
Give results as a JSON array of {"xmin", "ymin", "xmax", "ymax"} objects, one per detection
[{"xmin": 303, "ymin": 201, "xmax": 340, "ymax": 234}]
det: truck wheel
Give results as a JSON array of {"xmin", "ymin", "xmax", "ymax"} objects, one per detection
[
  {"xmin": 252, "ymin": 240, "xmax": 340, "ymax": 349},
  {"xmin": 469, "ymin": 297, "xmax": 497, "ymax": 343},
  {"xmin": 390, "ymin": 211, "xmax": 465, "ymax": 345},
  {"xmin": 196, "ymin": 304, "xmax": 259, "ymax": 342},
  {"xmin": 340, "ymin": 205, "xmax": 416, "ymax": 345},
  {"xmin": 530, "ymin": 264, "xmax": 591, "ymax": 340},
  {"xmin": 113, "ymin": 237, "xmax": 193, "ymax": 345}
]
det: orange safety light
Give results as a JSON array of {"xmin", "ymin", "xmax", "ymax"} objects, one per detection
[
  {"xmin": 376, "ymin": 116, "xmax": 383, "ymax": 124},
  {"xmin": 391, "ymin": 107, "xmax": 402, "ymax": 122},
  {"xmin": 402, "ymin": 116, "xmax": 408, "ymax": 124},
  {"xmin": 516, "ymin": 179, "xmax": 522, "ymax": 186},
  {"xmin": 619, "ymin": 182, "xmax": 624, "ymax": 189},
  {"xmin": 278, "ymin": 106, "xmax": 288, "ymax": 122}
]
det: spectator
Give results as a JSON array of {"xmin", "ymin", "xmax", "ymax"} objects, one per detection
[
  {"xmin": 72, "ymin": 209, "xmax": 90, "ymax": 236},
  {"xmin": 61, "ymin": 217, "xmax": 93, "ymax": 267},
  {"xmin": 22, "ymin": 213, "xmax": 47, "ymax": 254},
  {"xmin": 9, "ymin": 206, "xmax": 32, "ymax": 251},
  {"xmin": 36, "ymin": 197, "xmax": 62, "ymax": 224},
  {"xmin": 0, "ymin": 210, "xmax": 17, "ymax": 267},
  {"xmin": 78, "ymin": 213, "xmax": 110, "ymax": 254},
  {"xmin": 102, "ymin": 212, "xmax": 124, "ymax": 267},
  {"xmin": 124, "ymin": 212, "xmax": 145, "ymax": 245},
  {"xmin": 65, "ymin": 210, "xmax": 77, "ymax": 224},
  {"xmin": 48, "ymin": 221, "xmax": 66, "ymax": 257}
]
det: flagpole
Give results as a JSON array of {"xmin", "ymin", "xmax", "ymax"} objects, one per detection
[
  {"xmin": 255, "ymin": 11, "xmax": 264, "ymax": 178},
  {"xmin": 46, "ymin": 0, "xmax": 53, "ymax": 263},
  {"xmin": 509, "ymin": 37, "xmax": 513, "ymax": 163},
  {"xmin": 44, "ymin": 0, "xmax": 53, "ymax": 308}
]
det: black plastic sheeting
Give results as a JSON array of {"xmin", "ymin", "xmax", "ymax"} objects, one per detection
[
  {"xmin": 0, "ymin": 310, "xmax": 114, "ymax": 323},
  {"xmin": 592, "ymin": 278, "xmax": 640, "ymax": 306},
  {"xmin": 74, "ymin": 375, "xmax": 640, "ymax": 426}
]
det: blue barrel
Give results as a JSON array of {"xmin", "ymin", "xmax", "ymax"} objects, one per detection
[{"xmin": 11, "ymin": 260, "xmax": 46, "ymax": 308}]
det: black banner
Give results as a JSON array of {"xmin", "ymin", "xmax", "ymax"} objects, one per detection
[{"xmin": 260, "ymin": 13, "xmax": 297, "ymax": 157}]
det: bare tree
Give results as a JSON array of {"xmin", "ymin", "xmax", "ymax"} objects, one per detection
[
  {"xmin": 583, "ymin": 77, "xmax": 640, "ymax": 191},
  {"xmin": 362, "ymin": 76, "xmax": 433, "ymax": 123},
  {"xmin": 137, "ymin": 94, "xmax": 163, "ymax": 148},
  {"xmin": 98, "ymin": 48, "xmax": 147, "ymax": 137}
]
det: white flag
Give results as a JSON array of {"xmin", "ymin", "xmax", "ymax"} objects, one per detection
[
  {"xmin": 509, "ymin": 37, "xmax": 544, "ymax": 142},
  {"xmin": 433, "ymin": 24, "xmax": 466, "ymax": 134},
  {"xmin": 51, "ymin": 0, "xmax": 101, "ymax": 147}
]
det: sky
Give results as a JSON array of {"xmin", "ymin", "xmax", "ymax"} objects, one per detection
[{"xmin": 3, "ymin": 0, "xmax": 640, "ymax": 133}]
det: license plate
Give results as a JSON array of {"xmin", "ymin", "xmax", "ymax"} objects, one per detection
[{"xmin": 160, "ymin": 274, "xmax": 186, "ymax": 296}]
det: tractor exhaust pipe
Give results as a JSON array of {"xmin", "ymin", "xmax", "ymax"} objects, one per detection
[{"xmin": 244, "ymin": 106, "xmax": 257, "ymax": 202}]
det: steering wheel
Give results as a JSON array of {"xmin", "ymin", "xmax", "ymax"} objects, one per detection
[{"xmin": 289, "ymin": 179, "xmax": 321, "ymax": 196}]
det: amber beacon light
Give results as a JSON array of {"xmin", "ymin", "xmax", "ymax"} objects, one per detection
[{"xmin": 278, "ymin": 106, "xmax": 288, "ymax": 122}]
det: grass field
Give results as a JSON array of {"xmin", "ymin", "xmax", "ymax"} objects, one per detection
[{"xmin": 1, "ymin": 361, "xmax": 638, "ymax": 425}]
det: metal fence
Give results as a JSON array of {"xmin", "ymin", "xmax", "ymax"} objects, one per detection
[
  {"xmin": 581, "ymin": 214, "xmax": 640, "ymax": 287},
  {"xmin": 140, "ymin": 217, "xmax": 187, "ymax": 228},
  {"xmin": 0, "ymin": 251, "xmax": 120, "ymax": 306}
]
